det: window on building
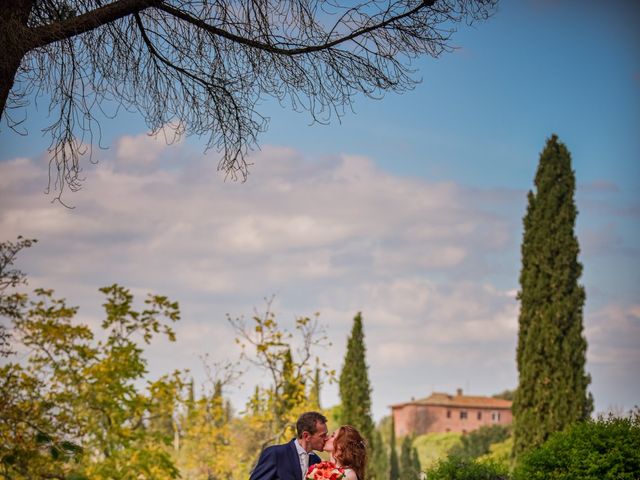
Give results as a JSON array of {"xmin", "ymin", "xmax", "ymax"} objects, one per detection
[
  {"xmin": 477, "ymin": 411, "xmax": 482, "ymax": 420},
  {"xmin": 492, "ymin": 411, "xmax": 501, "ymax": 422},
  {"xmin": 460, "ymin": 410, "xmax": 468, "ymax": 420},
  {"xmin": 446, "ymin": 410, "xmax": 451, "ymax": 419}
]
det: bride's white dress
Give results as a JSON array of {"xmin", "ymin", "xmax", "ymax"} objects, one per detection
[{"xmin": 343, "ymin": 468, "xmax": 358, "ymax": 480}]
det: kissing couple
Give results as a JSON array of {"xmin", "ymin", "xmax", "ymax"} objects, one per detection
[{"xmin": 249, "ymin": 411, "xmax": 367, "ymax": 480}]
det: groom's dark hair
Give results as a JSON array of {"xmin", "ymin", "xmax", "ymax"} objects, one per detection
[{"xmin": 296, "ymin": 411, "xmax": 327, "ymax": 438}]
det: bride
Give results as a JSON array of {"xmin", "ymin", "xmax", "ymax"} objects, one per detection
[{"xmin": 323, "ymin": 425, "xmax": 367, "ymax": 480}]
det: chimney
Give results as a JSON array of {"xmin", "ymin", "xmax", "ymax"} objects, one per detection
[{"xmin": 456, "ymin": 388, "xmax": 463, "ymax": 397}]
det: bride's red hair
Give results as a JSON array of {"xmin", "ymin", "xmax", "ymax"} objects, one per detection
[{"xmin": 334, "ymin": 425, "xmax": 367, "ymax": 480}]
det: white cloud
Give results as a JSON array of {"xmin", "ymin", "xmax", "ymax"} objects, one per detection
[
  {"xmin": 115, "ymin": 130, "xmax": 176, "ymax": 164},
  {"xmin": 1, "ymin": 136, "xmax": 637, "ymax": 419},
  {"xmin": 586, "ymin": 304, "xmax": 640, "ymax": 365}
]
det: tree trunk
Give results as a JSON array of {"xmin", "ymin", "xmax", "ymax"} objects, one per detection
[{"xmin": 0, "ymin": 0, "xmax": 35, "ymax": 120}]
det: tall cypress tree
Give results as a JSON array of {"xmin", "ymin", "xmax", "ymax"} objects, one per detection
[
  {"xmin": 399, "ymin": 435, "xmax": 421, "ymax": 480},
  {"xmin": 339, "ymin": 312, "xmax": 376, "ymax": 475},
  {"xmin": 370, "ymin": 427, "xmax": 389, "ymax": 480},
  {"xmin": 388, "ymin": 416, "xmax": 399, "ymax": 480},
  {"xmin": 187, "ymin": 377, "xmax": 196, "ymax": 416},
  {"xmin": 309, "ymin": 362, "xmax": 321, "ymax": 409},
  {"xmin": 512, "ymin": 134, "xmax": 592, "ymax": 459},
  {"xmin": 277, "ymin": 348, "xmax": 305, "ymax": 425}
]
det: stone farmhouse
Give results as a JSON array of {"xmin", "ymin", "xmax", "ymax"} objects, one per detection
[{"xmin": 390, "ymin": 389, "xmax": 512, "ymax": 436}]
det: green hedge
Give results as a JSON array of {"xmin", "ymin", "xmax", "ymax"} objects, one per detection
[
  {"xmin": 424, "ymin": 456, "xmax": 508, "ymax": 480},
  {"xmin": 513, "ymin": 412, "xmax": 640, "ymax": 480}
]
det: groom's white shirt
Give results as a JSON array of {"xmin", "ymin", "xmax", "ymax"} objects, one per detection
[{"xmin": 294, "ymin": 439, "xmax": 308, "ymax": 480}]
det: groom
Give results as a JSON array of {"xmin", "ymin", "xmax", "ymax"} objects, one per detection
[{"xmin": 249, "ymin": 411, "xmax": 328, "ymax": 480}]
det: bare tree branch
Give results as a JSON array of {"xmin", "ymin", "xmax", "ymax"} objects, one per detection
[
  {"xmin": 0, "ymin": 0, "xmax": 498, "ymax": 203},
  {"xmin": 28, "ymin": 0, "xmax": 161, "ymax": 50},
  {"xmin": 156, "ymin": 0, "xmax": 436, "ymax": 56}
]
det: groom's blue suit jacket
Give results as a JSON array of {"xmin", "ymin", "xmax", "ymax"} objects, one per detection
[{"xmin": 249, "ymin": 439, "xmax": 321, "ymax": 480}]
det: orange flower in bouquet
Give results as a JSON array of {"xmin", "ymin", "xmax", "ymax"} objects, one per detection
[{"xmin": 306, "ymin": 461, "xmax": 345, "ymax": 480}]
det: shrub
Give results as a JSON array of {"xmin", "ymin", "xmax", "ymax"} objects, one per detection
[
  {"xmin": 425, "ymin": 456, "xmax": 509, "ymax": 480},
  {"xmin": 513, "ymin": 411, "xmax": 640, "ymax": 480},
  {"xmin": 449, "ymin": 425, "xmax": 511, "ymax": 459},
  {"xmin": 412, "ymin": 432, "xmax": 462, "ymax": 469},
  {"xmin": 478, "ymin": 436, "xmax": 513, "ymax": 469}
]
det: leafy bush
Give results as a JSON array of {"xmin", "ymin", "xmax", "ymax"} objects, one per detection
[
  {"xmin": 449, "ymin": 425, "xmax": 511, "ymax": 459},
  {"xmin": 478, "ymin": 436, "xmax": 513, "ymax": 469},
  {"xmin": 513, "ymin": 411, "xmax": 640, "ymax": 480},
  {"xmin": 412, "ymin": 432, "xmax": 462, "ymax": 469},
  {"xmin": 425, "ymin": 456, "xmax": 509, "ymax": 480}
]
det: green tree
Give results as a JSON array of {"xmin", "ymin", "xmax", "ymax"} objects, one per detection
[
  {"xmin": 512, "ymin": 134, "xmax": 592, "ymax": 459},
  {"xmin": 0, "ymin": 236, "xmax": 36, "ymax": 357},
  {"xmin": 448, "ymin": 425, "xmax": 510, "ymax": 459},
  {"xmin": 389, "ymin": 416, "xmax": 400, "ymax": 480},
  {"xmin": 309, "ymin": 361, "xmax": 322, "ymax": 410},
  {"xmin": 371, "ymin": 415, "xmax": 392, "ymax": 480},
  {"xmin": 278, "ymin": 348, "xmax": 307, "ymax": 422},
  {"xmin": 175, "ymin": 380, "xmax": 237, "ymax": 480},
  {"xmin": 492, "ymin": 389, "xmax": 515, "ymax": 401},
  {"xmin": 425, "ymin": 456, "xmax": 508, "ymax": 480},
  {"xmin": 228, "ymin": 301, "xmax": 331, "ymax": 473},
  {"xmin": 513, "ymin": 411, "xmax": 640, "ymax": 480},
  {"xmin": 400, "ymin": 435, "xmax": 421, "ymax": 479},
  {"xmin": 339, "ymin": 312, "xmax": 377, "ymax": 477},
  {"xmin": 0, "ymin": 280, "xmax": 183, "ymax": 479},
  {"xmin": 186, "ymin": 378, "xmax": 196, "ymax": 415},
  {"xmin": 370, "ymin": 427, "xmax": 390, "ymax": 480}
]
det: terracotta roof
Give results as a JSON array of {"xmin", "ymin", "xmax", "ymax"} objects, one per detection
[{"xmin": 390, "ymin": 391, "xmax": 512, "ymax": 409}]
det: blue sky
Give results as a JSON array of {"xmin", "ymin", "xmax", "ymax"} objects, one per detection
[{"xmin": 1, "ymin": 0, "xmax": 638, "ymax": 420}]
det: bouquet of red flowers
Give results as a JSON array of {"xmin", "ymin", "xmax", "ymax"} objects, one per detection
[{"xmin": 306, "ymin": 461, "xmax": 345, "ymax": 480}]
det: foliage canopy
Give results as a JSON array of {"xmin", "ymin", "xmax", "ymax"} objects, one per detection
[
  {"xmin": 448, "ymin": 425, "xmax": 510, "ymax": 460},
  {"xmin": 0, "ymin": 237, "xmax": 332, "ymax": 479},
  {"xmin": 1, "ymin": 280, "xmax": 183, "ymax": 479},
  {"xmin": 424, "ymin": 456, "xmax": 508, "ymax": 480},
  {"xmin": 513, "ymin": 412, "xmax": 640, "ymax": 480},
  {"xmin": 400, "ymin": 435, "xmax": 422, "ymax": 480},
  {"xmin": 339, "ymin": 312, "xmax": 378, "ymax": 479},
  {"xmin": 512, "ymin": 134, "xmax": 591, "ymax": 458}
]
